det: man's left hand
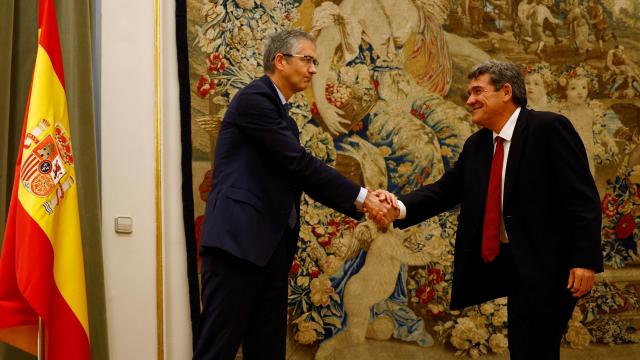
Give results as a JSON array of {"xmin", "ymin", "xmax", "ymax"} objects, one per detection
[{"xmin": 567, "ymin": 267, "xmax": 595, "ymax": 298}]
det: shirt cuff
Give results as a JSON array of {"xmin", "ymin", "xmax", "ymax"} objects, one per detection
[
  {"xmin": 397, "ymin": 200, "xmax": 406, "ymax": 219},
  {"xmin": 355, "ymin": 187, "xmax": 367, "ymax": 210}
]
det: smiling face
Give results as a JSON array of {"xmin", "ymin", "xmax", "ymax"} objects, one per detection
[
  {"xmin": 466, "ymin": 73, "xmax": 511, "ymax": 130},
  {"xmin": 566, "ymin": 77, "xmax": 589, "ymax": 104}
]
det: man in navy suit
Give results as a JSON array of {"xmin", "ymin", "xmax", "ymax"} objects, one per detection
[
  {"xmin": 193, "ymin": 30, "xmax": 395, "ymax": 360},
  {"xmin": 379, "ymin": 60, "xmax": 603, "ymax": 359}
]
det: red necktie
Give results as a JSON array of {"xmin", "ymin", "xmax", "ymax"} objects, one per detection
[{"xmin": 482, "ymin": 136, "xmax": 505, "ymax": 263}]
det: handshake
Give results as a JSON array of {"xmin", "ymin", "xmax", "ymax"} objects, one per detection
[{"xmin": 362, "ymin": 189, "xmax": 400, "ymax": 229}]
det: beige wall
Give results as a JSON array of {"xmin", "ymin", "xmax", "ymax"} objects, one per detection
[
  {"xmin": 160, "ymin": 0, "xmax": 193, "ymax": 357},
  {"xmin": 100, "ymin": 0, "xmax": 191, "ymax": 358}
]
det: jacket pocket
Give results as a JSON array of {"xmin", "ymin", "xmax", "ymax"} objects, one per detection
[{"xmin": 225, "ymin": 187, "xmax": 264, "ymax": 212}]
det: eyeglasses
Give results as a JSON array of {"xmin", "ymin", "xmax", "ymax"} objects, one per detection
[{"xmin": 281, "ymin": 53, "xmax": 319, "ymax": 67}]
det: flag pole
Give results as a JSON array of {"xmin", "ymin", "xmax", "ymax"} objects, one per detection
[{"xmin": 38, "ymin": 317, "xmax": 45, "ymax": 360}]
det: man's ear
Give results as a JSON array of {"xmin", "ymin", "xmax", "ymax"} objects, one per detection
[
  {"xmin": 502, "ymin": 83, "xmax": 513, "ymax": 102},
  {"xmin": 274, "ymin": 53, "xmax": 287, "ymax": 71}
]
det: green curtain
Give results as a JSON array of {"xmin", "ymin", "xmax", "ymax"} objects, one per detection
[{"xmin": 0, "ymin": 0, "xmax": 108, "ymax": 359}]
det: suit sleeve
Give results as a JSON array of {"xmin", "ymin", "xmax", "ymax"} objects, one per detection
[
  {"xmin": 303, "ymin": 185, "xmax": 362, "ymax": 220},
  {"xmin": 233, "ymin": 90, "xmax": 361, "ymax": 216},
  {"xmin": 547, "ymin": 115, "xmax": 604, "ymax": 272},
  {"xmin": 394, "ymin": 146, "xmax": 465, "ymax": 229}
]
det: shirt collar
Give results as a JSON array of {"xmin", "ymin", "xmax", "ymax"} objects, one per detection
[
  {"xmin": 493, "ymin": 107, "xmax": 521, "ymax": 142},
  {"xmin": 270, "ymin": 79, "xmax": 287, "ymax": 105}
]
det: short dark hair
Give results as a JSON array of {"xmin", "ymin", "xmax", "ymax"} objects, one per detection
[
  {"xmin": 263, "ymin": 30, "xmax": 316, "ymax": 74},
  {"xmin": 468, "ymin": 60, "xmax": 528, "ymax": 107}
]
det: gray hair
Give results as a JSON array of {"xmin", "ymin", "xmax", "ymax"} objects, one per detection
[
  {"xmin": 468, "ymin": 60, "xmax": 527, "ymax": 107},
  {"xmin": 263, "ymin": 30, "xmax": 316, "ymax": 74}
]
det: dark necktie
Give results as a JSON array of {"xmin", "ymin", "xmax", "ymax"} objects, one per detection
[
  {"xmin": 288, "ymin": 205, "xmax": 297, "ymax": 228},
  {"xmin": 482, "ymin": 136, "xmax": 505, "ymax": 263}
]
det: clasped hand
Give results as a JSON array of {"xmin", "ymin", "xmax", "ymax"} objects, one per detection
[{"xmin": 363, "ymin": 189, "xmax": 400, "ymax": 229}]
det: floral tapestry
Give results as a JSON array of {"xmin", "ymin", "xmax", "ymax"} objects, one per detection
[{"xmin": 180, "ymin": 0, "xmax": 640, "ymax": 357}]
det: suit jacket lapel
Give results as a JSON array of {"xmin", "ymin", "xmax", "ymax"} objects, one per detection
[
  {"xmin": 462, "ymin": 130, "xmax": 494, "ymax": 242},
  {"xmin": 503, "ymin": 108, "xmax": 528, "ymax": 206},
  {"xmin": 260, "ymin": 75, "xmax": 300, "ymax": 139},
  {"xmin": 260, "ymin": 76, "xmax": 287, "ymax": 115},
  {"xmin": 283, "ymin": 104, "xmax": 300, "ymax": 140},
  {"xmin": 287, "ymin": 113, "xmax": 300, "ymax": 140}
]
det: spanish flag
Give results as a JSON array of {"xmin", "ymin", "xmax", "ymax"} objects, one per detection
[{"xmin": 0, "ymin": 0, "xmax": 90, "ymax": 358}]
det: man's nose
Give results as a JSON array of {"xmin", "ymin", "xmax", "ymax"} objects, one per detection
[{"xmin": 466, "ymin": 96, "xmax": 474, "ymax": 106}]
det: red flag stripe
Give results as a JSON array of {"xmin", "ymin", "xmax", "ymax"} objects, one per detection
[
  {"xmin": 38, "ymin": 0, "xmax": 65, "ymax": 90},
  {"xmin": 14, "ymin": 201, "xmax": 90, "ymax": 359},
  {"xmin": 0, "ymin": 175, "xmax": 37, "ymax": 331},
  {"xmin": 0, "ymin": 99, "xmax": 37, "ymax": 353}
]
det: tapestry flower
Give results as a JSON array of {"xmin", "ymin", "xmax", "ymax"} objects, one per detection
[
  {"xmin": 196, "ymin": 75, "xmax": 216, "ymax": 98},
  {"xmin": 310, "ymin": 275, "xmax": 334, "ymax": 306},
  {"xmin": 207, "ymin": 53, "xmax": 226, "ymax": 73},
  {"xmin": 416, "ymin": 285, "xmax": 435, "ymax": 304},
  {"xmin": 294, "ymin": 321, "xmax": 319, "ymax": 344},
  {"xmin": 615, "ymin": 214, "xmax": 635, "ymax": 239},
  {"xmin": 488, "ymin": 333, "xmax": 509, "ymax": 354}
]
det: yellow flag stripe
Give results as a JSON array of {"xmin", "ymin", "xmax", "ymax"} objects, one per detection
[{"xmin": 17, "ymin": 44, "xmax": 89, "ymax": 336}]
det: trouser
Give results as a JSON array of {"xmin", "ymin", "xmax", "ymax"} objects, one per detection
[
  {"xmin": 500, "ymin": 244, "xmax": 577, "ymax": 360},
  {"xmin": 193, "ymin": 229, "xmax": 295, "ymax": 360}
]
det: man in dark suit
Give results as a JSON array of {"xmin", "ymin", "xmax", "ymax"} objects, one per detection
[
  {"xmin": 193, "ymin": 30, "xmax": 394, "ymax": 360},
  {"xmin": 384, "ymin": 60, "xmax": 603, "ymax": 359}
]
